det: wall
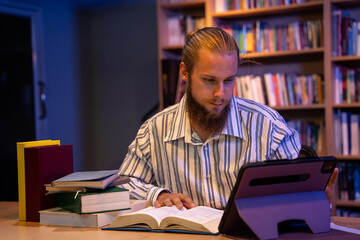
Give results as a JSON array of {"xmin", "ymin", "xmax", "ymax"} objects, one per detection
[
  {"xmin": 78, "ymin": 0, "xmax": 159, "ymax": 170},
  {"xmin": 10, "ymin": 0, "xmax": 158, "ymax": 171}
]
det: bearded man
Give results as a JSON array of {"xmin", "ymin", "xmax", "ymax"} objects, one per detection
[{"xmin": 118, "ymin": 27, "xmax": 337, "ymax": 210}]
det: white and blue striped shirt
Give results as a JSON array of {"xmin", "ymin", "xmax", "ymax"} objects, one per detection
[{"xmin": 119, "ymin": 95, "xmax": 301, "ymax": 209}]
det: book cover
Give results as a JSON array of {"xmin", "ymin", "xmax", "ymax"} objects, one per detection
[
  {"xmin": 56, "ymin": 187, "xmax": 130, "ymax": 214},
  {"xmin": 16, "ymin": 139, "xmax": 60, "ymax": 221},
  {"xmin": 39, "ymin": 199, "xmax": 147, "ymax": 227},
  {"xmin": 45, "ymin": 176, "xmax": 130, "ymax": 193},
  {"xmin": 103, "ymin": 206, "xmax": 223, "ymax": 235},
  {"xmin": 24, "ymin": 144, "xmax": 73, "ymax": 222},
  {"xmin": 51, "ymin": 169, "xmax": 119, "ymax": 189}
]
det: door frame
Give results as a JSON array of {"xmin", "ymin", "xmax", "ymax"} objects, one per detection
[{"xmin": 0, "ymin": 0, "xmax": 47, "ymax": 140}]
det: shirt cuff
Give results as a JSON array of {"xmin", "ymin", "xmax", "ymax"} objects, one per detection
[{"xmin": 146, "ymin": 186, "xmax": 172, "ymax": 206}]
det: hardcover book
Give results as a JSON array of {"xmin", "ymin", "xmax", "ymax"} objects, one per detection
[
  {"xmin": 56, "ymin": 187, "xmax": 130, "ymax": 214},
  {"xmin": 24, "ymin": 144, "xmax": 73, "ymax": 222},
  {"xmin": 103, "ymin": 206, "xmax": 223, "ymax": 235},
  {"xmin": 16, "ymin": 139, "xmax": 60, "ymax": 221},
  {"xmin": 40, "ymin": 199, "xmax": 147, "ymax": 227},
  {"xmin": 51, "ymin": 169, "xmax": 120, "ymax": 189},
  {"xmin": 45, "ymin": 176, "xmax": 130, "ymax": 193}
]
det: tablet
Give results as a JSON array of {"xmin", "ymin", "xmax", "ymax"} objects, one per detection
[{"xmin": 218, "ymin": 156, "xmax": 337, "ymax": 236}]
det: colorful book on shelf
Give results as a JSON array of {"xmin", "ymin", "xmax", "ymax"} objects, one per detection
[
  {"xmin": 24, "ymin": 144, "xmax": 73, "ymax": 222},
  {"xmin": 39, "ymin": 199, "xmax": 148, "ymax": 227},
  {"xmin": 16, "ymin": 139, "xmax": 60, "ymax": 221},
  {"xmin": 51, "ymin": 169, "xmax": 120, "ymax": 189},
  {"xmin": 56, "ymin": 187, "xmax": 130, "ymax": 214},
  {"xmin": 103, "ymin": 206, "xmax": 223, "ymax": 235}
]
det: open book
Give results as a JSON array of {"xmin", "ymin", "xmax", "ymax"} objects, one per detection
[{"xmin": 104, "ymin": 206, "xmax": 223, "ymax": 235}]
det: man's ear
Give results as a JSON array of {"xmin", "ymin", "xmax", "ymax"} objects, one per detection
[{"xmin": 179, "ymin": 62, "xmax": 188, "ymax": 82}]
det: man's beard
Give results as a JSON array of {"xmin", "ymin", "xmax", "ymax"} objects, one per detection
[{"xmin": 186, "ymin": 80, "xmax": 231, "ymax": 136}]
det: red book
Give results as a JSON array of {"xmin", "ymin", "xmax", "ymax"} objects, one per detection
[
  {"xmin": 272, "ymin": 74, "xmax": 281, "ymax": 106},
  {"xmin": 24, "ymin": 145, "xmax": 73, "ymax": 222}
]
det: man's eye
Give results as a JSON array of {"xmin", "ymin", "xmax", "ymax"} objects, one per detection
[
  {"xmin": 204, "ymin": 78, "xmax": 214, "ymax": 82},
  {"xmin": 225, "ymin": 78, "xmax": 235, "ymax": 83}
]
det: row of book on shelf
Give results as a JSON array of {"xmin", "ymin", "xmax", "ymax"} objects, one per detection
[
  {"xmin": 168, "ymin": 15, "xmax": 205, "ymax": 46},
  {"xmin": 220, "ymin": 19, "xmax": 322, "ymax": 53},
  {"xmin": 338, "ymin": 161, "xmax": 360, "ymax": 203},
  {"xmin": 334, "ymin": 110, "xmax": 360, "ymax": 156},
  {"xmin": 214, "ymin": 0, "xmax": 306, "ymax": 12},
  {"xmin": 336, "ymin": 208, "xmax": 360, "ymax": 218},
  {"xmin": 333, "ymin": 66, "xmax": 360, "ymax": 104},
  {"xmin": 17, "ymin": 140, "xmax": 223, "ymax": 234},
  {"xmin": 233, "ymin": 72, "xmax": 324, "ymax": 107},
  {"xmin": 286, "ymin": 119, "xmax": 324, "ymax": 156},
  {"xmin": 333, "ymin": 8, "xmax": 360, "ymax": 57}
]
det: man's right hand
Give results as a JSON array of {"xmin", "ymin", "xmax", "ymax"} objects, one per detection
[{"xmin": 154, "ymin": 192, "xmax": 196, "ymax": 209}]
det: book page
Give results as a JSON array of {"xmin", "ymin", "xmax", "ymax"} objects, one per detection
[
  {"xmin": 134, "ymin": 206, "xmax": 184, "ymax": 224},
  {"xmin": 160, "ymin": 206, "xmax": 224, "ymax": 233},
  {"xmin": 107, "ymin": 206, "xmax": 182, "ymax": 229}
]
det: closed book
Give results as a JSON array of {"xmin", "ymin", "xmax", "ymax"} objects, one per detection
[
  {"xmin": 39, "ymin": 199, "xmax": 147, "ymax": 227},
  {"xmin": 56, "ymin": 187, "xmax": 130, "ymax": 214},
  {"xmin": 16, "ymin": 139, "xmax": 60, "ymax": 221},
  {"xmin": 45, "ymin": 176, "xmax": 130, "ymax": 193},
  {"xmin": 24, "ymin": 144, "xmax": 73, "ymax": 222},
  {"xmin": 51, "ymin": 169, "xmax": 119, "ymax": 189}
]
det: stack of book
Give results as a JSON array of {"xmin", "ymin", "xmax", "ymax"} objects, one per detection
[{"xmin": 41, "ymin": 170, "xmax": 148, "ymax": 227}]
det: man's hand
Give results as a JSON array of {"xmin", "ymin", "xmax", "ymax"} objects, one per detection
[
  {"xmin": 325, "ymin": 167, "xmax": 339, "ymax": 203},
  {"xmin": 154, "ymin": 192, "xmax": 197, "ymax": 209}
]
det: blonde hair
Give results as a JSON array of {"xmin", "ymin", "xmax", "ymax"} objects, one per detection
[{"xmin": 182, "ymin": 27, "xmax": 240, "ymax": 75}]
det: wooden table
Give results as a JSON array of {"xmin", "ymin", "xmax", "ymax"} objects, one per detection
[{"xmin": 1, "ymin": 202, "xmax": 360, "ymax": 240}]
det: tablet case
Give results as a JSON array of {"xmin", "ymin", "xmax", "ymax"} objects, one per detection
[{"xmin": 219, "ymin": 156, "xmax": 337, "ymax": 240}]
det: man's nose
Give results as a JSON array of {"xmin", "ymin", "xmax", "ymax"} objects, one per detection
[{"xmin": 214, "ymin": 82, "xmax": 224, "ymax": 98}]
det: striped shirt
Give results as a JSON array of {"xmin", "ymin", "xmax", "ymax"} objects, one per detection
[{"xmin": 119, "ymin": 95, "xmax": 301, "ymax": 209}]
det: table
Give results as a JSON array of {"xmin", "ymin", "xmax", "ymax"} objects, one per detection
[{"xmin": 1, "ymin": 202, "xmax": 360, "ymax": 240}]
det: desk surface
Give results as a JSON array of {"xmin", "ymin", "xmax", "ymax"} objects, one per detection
[{"xmin": 1, "ymin": 201, "xmax": 360, "ymax": 240}]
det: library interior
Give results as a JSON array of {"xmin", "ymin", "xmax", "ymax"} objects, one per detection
[{"xmin": 1, "ymin": 0, "xmax": 360, "ymax": 239}]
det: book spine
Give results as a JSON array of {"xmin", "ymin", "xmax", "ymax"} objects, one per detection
[{"xmin": 56, "ymin": 192, "xmax": 82, "ymax": 214}]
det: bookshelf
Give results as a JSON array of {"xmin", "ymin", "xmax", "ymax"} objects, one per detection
[{"xmin": 156, "ymin": 0, "xmax": 360, "ymax": 216}]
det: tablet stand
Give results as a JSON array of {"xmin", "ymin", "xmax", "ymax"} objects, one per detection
[
  {"xmin": 235, "ymin": 190, "xmax": 330, "ymax": 240},
  {"xmin": 219, "ymin": 160, "xmax": 335, "ymax": 240}
]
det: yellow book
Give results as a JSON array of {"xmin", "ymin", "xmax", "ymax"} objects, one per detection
[{"xmin": 17, "ymin": 140, "xmax": 60, "ymax": 221}]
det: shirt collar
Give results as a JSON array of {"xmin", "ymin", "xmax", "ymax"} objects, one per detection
[{"xmin": 164, "ymin": 95, "xmax": 246, "ymax": 143}]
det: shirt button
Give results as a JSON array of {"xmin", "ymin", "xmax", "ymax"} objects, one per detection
[
  {"xmin": 211, "ymin": 200, "xmax": 215, "ymax": 205},
  {"xmin": 207, "ymin": 174, "xmax": 211, "ymax": 179}
]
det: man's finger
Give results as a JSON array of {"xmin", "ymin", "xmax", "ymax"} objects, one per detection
[{"xmin": 328, "ymin": 168, "xmax": 339, "ymax": 187}]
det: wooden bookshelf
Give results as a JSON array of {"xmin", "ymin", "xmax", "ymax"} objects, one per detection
[
  {"xmin": 241, "ymin": 48, "xmax": 324, "ymax": 59},
  {"xmin": 157, "ymin": 0, "xmax": 360, "ymax": 216},
  {"xmin": 212, "ymin": 1, "xmax": 323, "ymax": 18}
]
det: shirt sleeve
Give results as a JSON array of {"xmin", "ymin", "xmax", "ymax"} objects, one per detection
[
  {"xmin": 268, "ymin": 117, "xmax": 302, "ymax": 160},
  {"xmin": 118, "ymin": 122, "xmax": 171, "ymax": 206}
]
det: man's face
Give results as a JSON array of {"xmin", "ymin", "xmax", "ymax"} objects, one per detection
[{"xmin": 180, "ymin": 48, "xmax": 238, "ymax": 133}]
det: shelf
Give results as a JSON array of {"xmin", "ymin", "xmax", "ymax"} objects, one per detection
[
  {"xmin": 162, "ymin": 45, "xmax": 183, "ymax": 51},
  {"xmin": 332, "ymin": 55, "xmax": 360, "ymax": 63},
  {"xmin": 160, "ymin": 0, "xmax": 205, "ymax": 10},
  {"xmin": 240, "ymin": 48, "xmax": 324, "ymax": 60},
  {"xmin": 331, "ymin": 0, "xmax": 360, "ymax": 7},
  {"xmin": 272, "ymin": 104, "xmax": 325, "ymax": 111},
  {"xmin": 333, "ymin": 103, "xmax": 360, "ymax": 108},
  {"xmin": 212, "ymin": 1, "xmax": 323, "ymax": 19},
  {"xmin": 335, "ymin": 200, "xmax": 360, "ymax": 208},
  {"xmin": 335, "ymin": 155, "xmax": 360, "ymax": 161}
]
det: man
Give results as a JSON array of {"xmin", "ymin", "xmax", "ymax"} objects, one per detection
[{"xmin": 119, "ymin": 27, "xmax": 338, "ymax": 210}]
